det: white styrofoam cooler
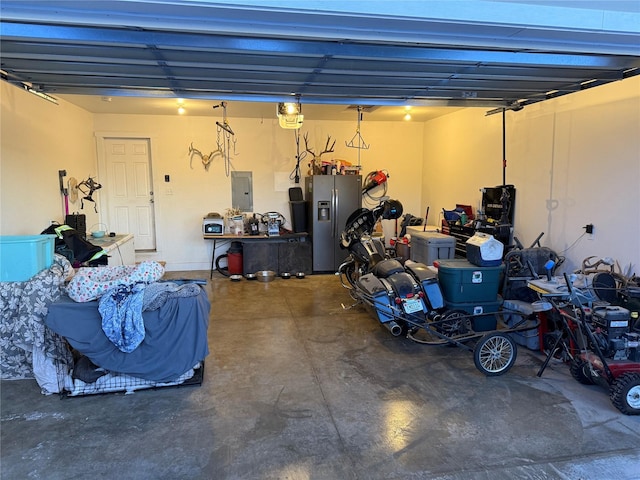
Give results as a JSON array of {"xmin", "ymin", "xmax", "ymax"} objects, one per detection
[{"xmin": 409, "ymin": 231, "xmax": 456, "ymax": 266}]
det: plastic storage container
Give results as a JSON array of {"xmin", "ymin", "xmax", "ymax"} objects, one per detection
[
  {"xmin": 437, "ymin": 258, "xmax": 504, "ymax": 303},
  {"xmin": 502, "ymin": 299, "xmax": 540, "ymax": 350},
  {"xmin": 444, "ymin": 295, "xmax": 502, "ymax": 331},
  {"xmin": 0, "ymin": 235, "xmax": 56, "ymax": 282},
  {"xmin": 409, "ymin": 231, "xmax": 456, "ymax": 266}
]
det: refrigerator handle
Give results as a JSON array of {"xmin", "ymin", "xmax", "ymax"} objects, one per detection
[{"xmin": 332, "ymin": 188, "xmax": 338, "ymax": 237}]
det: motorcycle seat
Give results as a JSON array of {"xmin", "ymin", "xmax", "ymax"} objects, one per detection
[{"xmin": 372, "ymin": 259, "xmax": 405, "ymax": 278}]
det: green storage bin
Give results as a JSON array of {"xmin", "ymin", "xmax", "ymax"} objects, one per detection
[
  {"xmin": 0, "ymin": 235, "xmax": 56, "ymax": 282},
  {"xmin": 437, "ymin": 258, "xmax": 504, "ymax": 303},
  {"xmin": 444, "ymin": 295, "xmax": 502, "ymax": 331}
]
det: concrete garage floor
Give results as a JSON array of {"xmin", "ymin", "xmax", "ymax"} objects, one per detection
[{"xmin": 2, "ymin": 272, "xmax": 639, "ymax": 480}]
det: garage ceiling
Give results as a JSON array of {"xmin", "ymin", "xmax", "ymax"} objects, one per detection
[{"xmin": 1, "ymin": 1, "xmax": 639, "ymax": 120}]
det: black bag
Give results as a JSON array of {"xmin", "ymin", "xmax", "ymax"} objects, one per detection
[{"xmin": 41, "ymin": 224, "xmax": 104, "ymax": 264}]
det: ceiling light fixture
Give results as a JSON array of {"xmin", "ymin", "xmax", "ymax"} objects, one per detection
[
  {"xmin": 21, "ymin": 83, "xmax": 58, "ymax": 104},
  {"xmin": 403, "ymin": 106, "xmax": 412, "ymax": 121},
  {"xmin": 277, "ymin": 101, "xmax": 303, "ymax": 129},
  {"xmin": 177, "ymin": 99, "xmax": 186, "ymax": 115}
]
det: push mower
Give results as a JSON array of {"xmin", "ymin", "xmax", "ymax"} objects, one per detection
[{"xmin": 537, "ymin": 274, "xmax": 640, "ymax": 415}]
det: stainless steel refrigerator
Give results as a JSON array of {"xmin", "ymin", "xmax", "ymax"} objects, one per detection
[{"xmin": 305, "ymin": 175, "xmax": 362, "ymax": 272}]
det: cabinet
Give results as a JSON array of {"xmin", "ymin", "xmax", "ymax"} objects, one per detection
[
  {"xmin": 242, "ymin": 235, "xmax": 312, "ymax": 275},
  {"xmin": 445, "ymin": 225, "xmax": 475, "ymax": 258}
]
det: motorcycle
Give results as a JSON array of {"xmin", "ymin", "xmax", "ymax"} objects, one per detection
[
  {"xmin": 338, "ymin": 199, "xmax": 526, "ymax": 376},
  {"xmin": 338, "ymin": 199, "xmax": 455, "ymax": 337}
]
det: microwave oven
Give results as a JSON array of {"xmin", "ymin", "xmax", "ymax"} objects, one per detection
[{"xmin": 203, "ymin": 218, "xmax": 224, "ymax": 235}]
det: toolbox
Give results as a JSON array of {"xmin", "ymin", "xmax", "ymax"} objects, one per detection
[
  {"xmin": 437, "ymin": 258, "xmax": 504, "ymax": 303},
  {"xmin": 409, "ymin": 231, "xmax": 456, "ymax": 266}
]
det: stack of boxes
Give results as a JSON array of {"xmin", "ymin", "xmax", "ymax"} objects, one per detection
[{"xmin": 435, "ymin": 232, "xmax": 506, "ymax": 332}]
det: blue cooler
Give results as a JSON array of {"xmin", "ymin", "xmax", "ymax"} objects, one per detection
[{"xmin": 465, "ymin": 232, "xmax": 503, "ymax": 267}]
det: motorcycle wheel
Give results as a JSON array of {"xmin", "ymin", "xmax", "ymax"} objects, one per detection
[
  {"xmin": 610, "ymin": 373, "xmax": 640, "ymax": 415},
  {"xmin": 473, "ymin": 332, "xmax": 517, "ymax": 376}
]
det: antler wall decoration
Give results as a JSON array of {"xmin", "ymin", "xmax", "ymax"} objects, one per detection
[
  {"xmin": 189, "ymin": 143, "xmax": 221, "ymax": 171},
  {"xmin": 304, "ymin": 133, "xmax": 336, "ymax": 175}
]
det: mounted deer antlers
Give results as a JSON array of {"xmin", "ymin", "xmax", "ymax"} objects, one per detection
[
  {"xmin": 303, "ymin": 133, "xmax": 336, "ymax": 175},
  {"xmin": 189, "ymin": 142, "xmax": 221, "ymax": 171}
]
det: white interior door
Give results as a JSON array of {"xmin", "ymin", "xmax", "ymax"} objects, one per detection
[{"xmin": 103, "ymin": 138, "xmax": 156, "ymax": 251}]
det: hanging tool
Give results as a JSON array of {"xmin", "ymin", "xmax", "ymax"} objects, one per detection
[
  {"xmin": 345, "ymin": 106, "xmax": 370, "ymax": 168},
  {"xmin": 290, "ymin": 130, "xmax": 308, "ymax": 183},
  {"xmin": 213, "ymin": 102, "xmax": 237, "ymax": 177},
  {"xmin": 77, "ymin": 176, "xmax": 103, "ymax": 213},
  {"xmin": 423, "ymin": 206, "xmax": 430, "ymax": 232},
  {"xmin": 58, "ymin": 169, "xmax": 69, "ymax": 216},
  {"xmin": 362, "ymin": 170, "xmax": 388, "ymax": 194}
]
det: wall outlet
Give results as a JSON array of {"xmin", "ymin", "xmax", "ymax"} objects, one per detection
[{"xmin": 585, "ymin": 223, "xmax": 594, "ymax": 239}]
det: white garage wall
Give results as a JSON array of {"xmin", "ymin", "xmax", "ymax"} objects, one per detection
[
  {"xmin": 91, "ymin": 114, "xmax": 424, "ymax": 270},
  {"xmin": 0, "ymin": 82, "xmax": 100, "ymax": 235},
  {"xmin": 2, "ymin": 77, "xmax": 638, "ymax": 274},
  {"xmin": 422, "ymin": 76, "xmax": 640, "ymax": 274}
]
